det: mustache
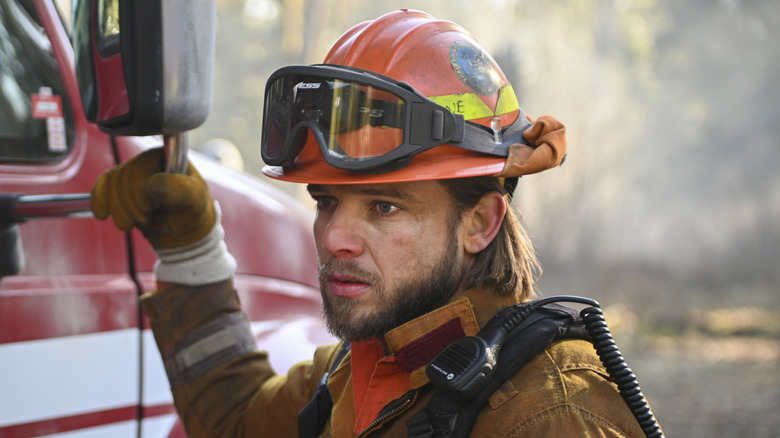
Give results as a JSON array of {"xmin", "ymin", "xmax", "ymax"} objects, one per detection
[{"xmin": 317, "ymin": 259, "xmax": 381, "ymax": 286}]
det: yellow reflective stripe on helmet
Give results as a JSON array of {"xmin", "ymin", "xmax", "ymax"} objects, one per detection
[
  {"xmin": 429, "ymin": 84, "xmax": 519, "ymax": 120},
  {"xmin": 494, "ymin": 84, "xmax": 519, "ymax": 118},
  {"xmin": 430, "ymin": 93, "xmax": 493, "ymax": 120}
]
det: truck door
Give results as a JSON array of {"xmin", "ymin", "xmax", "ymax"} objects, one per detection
[{"xmin": 0, "ymin": 1, "xmax": 144, "ymax": 436}]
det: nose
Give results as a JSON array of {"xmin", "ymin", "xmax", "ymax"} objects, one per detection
[{"xmin": 316, "ymin": 206, "xmax": 364, "ymax": 258}]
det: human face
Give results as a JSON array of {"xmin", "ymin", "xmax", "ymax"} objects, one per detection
[{"xmin": 308, "ymin": 181, "xmax": 467, "ymax": 342}]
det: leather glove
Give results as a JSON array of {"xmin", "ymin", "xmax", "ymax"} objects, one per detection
[
  {"xmin": 495, "ymin": 115, "xmax": 567, "ymax": 177},
  {"xmin": 91, "ymin": 148, "xmax": 216, "ymax": 250},
  {"xmin": 92, "ymin": 148, "xmax": 235, "ymax": 286}
]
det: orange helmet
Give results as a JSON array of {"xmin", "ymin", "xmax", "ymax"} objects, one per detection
[{"xmin": 262, "ymin": 9, "xmax": 565, "ymax": 184}]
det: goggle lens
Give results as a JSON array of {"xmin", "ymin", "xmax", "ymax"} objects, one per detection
[{"xmin": 264, "ymin": 73, "xmax": 406, "ymax": 166}]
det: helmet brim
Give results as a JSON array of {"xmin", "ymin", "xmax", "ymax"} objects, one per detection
[{"xmin": 262, "ymin": 145, "xmax": 507, "ymax": 184}]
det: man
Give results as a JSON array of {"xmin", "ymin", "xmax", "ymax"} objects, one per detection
[{"xmin": 92, "ymin": 9, "xmax": 647, "ymax": 437}]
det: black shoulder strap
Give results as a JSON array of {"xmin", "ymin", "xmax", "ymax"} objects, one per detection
[
  {"xmin": 406, "ymin": 303, "xmax": 588, "ymax": 438},
  {"xmin": 298, "ymin": 343, "xmax": 350, "ymax": 438}
]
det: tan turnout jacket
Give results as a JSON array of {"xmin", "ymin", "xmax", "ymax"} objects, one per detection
[{"xmin": 141, "ymin": 279, "xmax": 644, "ymax": 437}]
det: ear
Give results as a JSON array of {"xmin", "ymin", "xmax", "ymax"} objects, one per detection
[{"xmin": 461, "ymin": 192, "xmax": 507, "ymax": 255}]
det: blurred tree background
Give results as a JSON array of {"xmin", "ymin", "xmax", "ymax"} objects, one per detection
[{"xmin": 190, "ymin": 1, "xmax": 779, "ymax": 436}]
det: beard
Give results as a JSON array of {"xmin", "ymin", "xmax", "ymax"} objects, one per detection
[{"xmin": 318, "ymin": 236, "xmax": 464, "ymax": 343}]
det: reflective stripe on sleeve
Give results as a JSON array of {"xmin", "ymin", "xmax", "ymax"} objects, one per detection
[{"xmin": 162, "ymin": 312, "xmax": 258, "ymax": 388}]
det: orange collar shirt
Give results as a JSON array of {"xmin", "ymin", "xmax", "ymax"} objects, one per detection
[{"xmin": 348, "ymin": 298, "xmax": 480, "ymax": 435}]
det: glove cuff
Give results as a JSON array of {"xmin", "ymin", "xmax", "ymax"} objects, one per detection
[{"xmin": 154, "ymin": 202, "xmax": 237, "ymax": 285}]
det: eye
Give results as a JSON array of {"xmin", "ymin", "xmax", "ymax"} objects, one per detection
[
  {"xmin": 313, "ymin": 195, "xmax": 336, "ymax": 210},
  {"xmin": 375, "ymin": 201, "xmax": 399, "ymax": 215}
]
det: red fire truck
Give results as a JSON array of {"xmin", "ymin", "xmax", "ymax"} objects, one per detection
[{"xmin": 0, "ymin": 1, "xmax": 331, "ymax": 436}]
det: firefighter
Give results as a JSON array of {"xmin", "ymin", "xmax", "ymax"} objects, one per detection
[{"xmin": 92, "ymin": 9, "xmax": 646, "ymax": 437}]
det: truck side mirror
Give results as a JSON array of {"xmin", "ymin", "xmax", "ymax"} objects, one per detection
[{"xmin": 72, "ymin": 0, "xmax": 216, "ymax": 136}]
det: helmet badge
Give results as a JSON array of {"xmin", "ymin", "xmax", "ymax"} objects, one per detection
[{"xmin": 449, "ymin": 41, "xmax": 502, "ymax": 96}]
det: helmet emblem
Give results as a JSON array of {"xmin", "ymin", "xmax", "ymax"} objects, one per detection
[{"xmin": 449, "ymin": 41, "xmax": 501, "ymax": 96}]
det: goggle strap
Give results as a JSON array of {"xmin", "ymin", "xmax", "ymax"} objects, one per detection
[
  {"xmin": 451, "ymin": 111, "xmax": 532, "ymax": 157},
  {"xmin": 432, "ymin": 111, "xmax": 444, "ymax": 140},
  {"xmin": 434, "ymin": 111, "xmax": 466, "ymax": 142},
  {"xmin": 451, "ymin": 114, "xmax": 465, "ymax": 142}
]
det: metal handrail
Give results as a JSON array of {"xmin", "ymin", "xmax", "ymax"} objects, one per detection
[{"xmin": 4, "ymin": 132, "xmax": 189, "ymax": 222}]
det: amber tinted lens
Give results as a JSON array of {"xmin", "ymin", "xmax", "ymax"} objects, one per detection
[{"xmin": 263, "ymin": 74, "xmax": 406, "ymax": 164}]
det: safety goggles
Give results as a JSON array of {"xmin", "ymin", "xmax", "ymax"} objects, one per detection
[{"xmin": 261, "ymin": 64, "xmax": 531, "ymax": 174}]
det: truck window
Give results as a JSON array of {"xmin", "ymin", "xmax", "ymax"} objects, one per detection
[{"xmin": 0, "ymin": 1, "xmax": 74, "ymax": 164}]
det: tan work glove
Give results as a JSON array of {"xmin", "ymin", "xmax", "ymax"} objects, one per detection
[
  {"xmin": 91, "ymin": 148, "xmax": 215, "ymax": 250},
  {"xmin": 496, "ymin": 115, "xmax": 567, "ymax": 177},
  {"xmin": 92, "ymin": 147, "xmax": 235, "ymax": 285}
]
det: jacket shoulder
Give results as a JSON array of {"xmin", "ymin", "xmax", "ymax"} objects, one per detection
[{"xmin": 471, "ymin": 339, "xmax": 645, "ymax": 437}]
